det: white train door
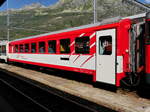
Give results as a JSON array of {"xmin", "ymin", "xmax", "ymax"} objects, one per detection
[{"xmin": 96, "ymin": 29, "xmax": 116, "ymax": 85}]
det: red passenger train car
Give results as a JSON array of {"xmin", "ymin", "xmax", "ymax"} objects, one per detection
[{"xmin": 1, "ymin": 12, "xmax": 150, "ymax": 88}]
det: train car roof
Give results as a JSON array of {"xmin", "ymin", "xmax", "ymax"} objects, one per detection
[
  {"xmin": 10, "ymin": 13, "xmax": 146, "ymax": 42},
  {"xmin": 11, "ymin": 22, "xmax": 102, "ymax": 42},
  {"xmin": 0, "ymin": 40, "xmax": 8, "ymax": 45},
  {"xmin": 123, "ymin": 12, "xmax": 146, "ymax": 19},
  {"xmin": 10, "ymin": 16, "xmax": 122, "ymax": 42}
]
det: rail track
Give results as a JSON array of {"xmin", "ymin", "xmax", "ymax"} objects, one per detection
[{"xmin": 0, "ymin": 69, "xmax": 115, "ymax": 112}]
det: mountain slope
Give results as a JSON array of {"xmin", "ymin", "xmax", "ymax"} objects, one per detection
[{"xmin": 0, "ymin": 0, "xmax": 148, "ymax": 40}]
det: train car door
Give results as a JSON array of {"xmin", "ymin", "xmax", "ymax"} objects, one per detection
[{"xmin": 96, "ymin": 29, "xmax": 116, "ymax": 85}]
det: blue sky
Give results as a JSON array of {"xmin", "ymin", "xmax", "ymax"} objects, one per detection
[
  {"xmin": 0, "ymin": 0, "xmax": 58, "ymax": 11},
  {"xmin": 138, "ymin": 0, "xmax": 150, "ymax": 4}
]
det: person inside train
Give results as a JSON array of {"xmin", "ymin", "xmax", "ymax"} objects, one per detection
[
  {"xmin": 103, "ymin": 42, "xmax": 112, "ymax": 55},
  {"xmin": 20, "ymin": 45, "xmax": 24, "ymax": 53},
  {"xmin": 39, "ymin": 46, "xmax": 45, "ymax": 53},
  {"xmin": 48, "ymin": 44, "xmax": 55, "ymax": 53},
  {"xmin": 100, "ymin": 36, "xmax": 112, "ymax": 55},
  {"xmin": 31, "ymin": 48, "xmax": 35, "ymax": 53}
]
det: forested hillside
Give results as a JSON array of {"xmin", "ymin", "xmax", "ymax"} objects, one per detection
[{"xmin": 0, "ymin": 0, "xmax": 148, "ymax": 40}]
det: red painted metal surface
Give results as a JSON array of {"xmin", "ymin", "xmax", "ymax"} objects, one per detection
[
  {"xmin": 8, "ymin": 19, "xmax": 132, "ymax": 87},
  {"xmin": 145, "ymin": 45, "xmax": 150, "ymax": 74}
]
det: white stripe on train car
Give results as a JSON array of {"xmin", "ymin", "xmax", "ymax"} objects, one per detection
[
  {"xmin": 90, "ymin": 43, "xmax": 96, "ymax": 48},
  {"xmin": 8, "ymin": 54, "xmax": 95, "ymax": 70},
  {"xmin": 90, "ymin": 32, "xmax": 96, "ymax": 39},
  {"xmin": 70, "ymin": 41, "xmax": 75, "ymax": 47},
  {"xmin": 79, "ymin": 33, "xmax": 85, "ymax": 37}
]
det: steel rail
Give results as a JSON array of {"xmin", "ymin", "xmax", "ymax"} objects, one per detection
[{"xmin": 0, "ymin": 78, "xmax": 52, "ymax": 112}]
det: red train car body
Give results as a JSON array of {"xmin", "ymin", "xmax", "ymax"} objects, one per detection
[{"xmin": 1, "ymin": 12, "xmax": 150, "ymax": 88}]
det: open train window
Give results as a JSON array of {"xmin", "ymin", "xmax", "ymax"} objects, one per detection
[
  {"xmin": 14, "ymin": 45, "xmax": 18, "ymax": 53},
  {"xmin": 25, "ymin": 44, "xmax": 29, "ymax": 53},
  {"xmin": 99, "ymin": 36, "xmax": 112, "ymax": 55},
  {"xmin": 48, "ymin": 40, "xmax": 56, "ymax": 53},
  {"xmin": 39, "ymin": 42, "xmax": 45, "ymax": 53},
  {"xmin": 60, "ymin": 39, "xmax": 70, "ymax": 54},
  {"xmin": 19, "ymin": 44, "xmax": 24, "ymax": 53},
  {"xmin": 31, "ymin": 43, "xmax": 36, "ymax": 53},
  {"xmin": 75, "ymin": 36, "xmax": 90, "ymax": 54}
]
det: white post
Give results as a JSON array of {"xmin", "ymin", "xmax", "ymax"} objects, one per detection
[
  {"xmin": 94, "ymin": 0, "xmax": 97, "ymax": 23},
  {"xmin": 7, "ymin": 0, "xmax": 10, "ymax": 41}
]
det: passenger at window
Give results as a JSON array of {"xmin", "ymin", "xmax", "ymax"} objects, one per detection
[
  {"xmin": 25, "ymin": 48, "xmax": 28, "ymax": 52},
  {"xmin": 20, "ymin": 46, "xmax": 24, "ymax": 52},
  {"xmin": 39, "ymin": 47, "xmax": 45, "ymax": 53},
  {"xmin": 48, "ymin": 44, "xmax": 54, "ymax": 53},
  {"xmin": 60, "ymin": 45, "xmax": 65, "ymax": 52},
  {"xmin": 32, "ymin": 48, "xmax": 35, "ymax": 53},
  {"xmin": 48, "ymin": 47, "xmax": 54, "ymax": 53},
  {"xmin": 103, "ymin": 41, "xmax": 112, "ymax": 55},
  {"xmin": 15, "ymin": 48, "xmax": 18, "ymax": 52}
]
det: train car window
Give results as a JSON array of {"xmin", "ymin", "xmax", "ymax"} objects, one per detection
[
  {"xmin": 60, "ymin": 39, "xmax": 70, "ymax": 54},
  {"xmin": 0, "ymin": 46, "xmax": 1, "ymax": 55},
  {"xmin": 14, "ymin": 45, "xmax": 18, "ymax": 53},
  {"xmin": 39, "ymin": 42, "xmax": 45, "ymax": 53},
  {"xmin": 75, "ymin": 36, "xmax": 90, "ymax": 54},
  {"xmin": 25, "ymin": 44, "xmax": 29, "ymax": 53},
  {"xmin": 19, "ymin": 44, "xmax": 24, "ymax": 53},
  {"xmin": 1, "ymin": 45, "xmax": 6, "ymax": 55},
  {"xmin": 31, "ymin": 43, "xmax": 36, "ymax": 53},
  {"xmin": 48, "ymin": 40, "xmax": 56, "ymax": 53},
  {"xmin": 99, "ymin": 36, "xmax": 112, "ymax": 55}
]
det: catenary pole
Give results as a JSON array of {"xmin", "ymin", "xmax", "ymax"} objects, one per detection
[
  {"xmin": 7, "ymin": 0, "xmax": 10, "ymax": 41},
  {"xmin": 94, "ymin": 0, "xmax": 97, "ymax": 23}
]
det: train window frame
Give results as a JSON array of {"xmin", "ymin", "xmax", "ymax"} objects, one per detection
[
  {"xmin": 1, "ymin": 45, "xmax": 6, "ymax": 55},
  {"xmin": 0, "ymin": 46, "xmax": 1, "ymax": 55},
  {"xmin": 31, "ymin": 43, "xmax": 37, "ymax": 53},
  {"xmin": 38, "ymin": 41, "xmax": 46, "ymax": 53},
  {"xmin": 60, "ymin": 38, "xmax": 71, "ymax": 54},
  {"xmin": 25, "ymin": 43, "xmax": 30, "ymax": 53},
  {"xmin": 75, "ymin": 36, "xmax": 90, "ymax": 54},
  {"xmin": 14, "ymin": 45, "xmax": 19, "ymax": 53},
  {"xmin": 48, "ymin": 40, "xmax": 56, "ymax": 54},
  {"xmin": 19, "ymin": 44, "xmax": 24, "ymax": 53},
  {"xmin": 99, "ymin": 36, "xmax": 112, "ymax": 55}
]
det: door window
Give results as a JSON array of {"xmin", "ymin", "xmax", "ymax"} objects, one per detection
[{"xmin": 99, "ymin": 36, "xmax": 112, "ymax": 55}]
